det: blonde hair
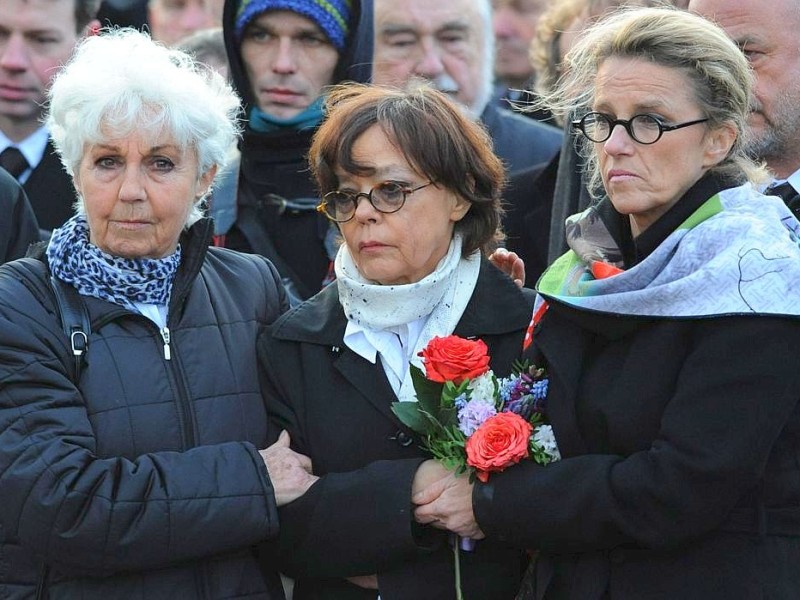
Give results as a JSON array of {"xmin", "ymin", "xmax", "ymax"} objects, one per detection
[{"xmin": 539, "ymin": 6, "xmax": 765, "ymax": 192}]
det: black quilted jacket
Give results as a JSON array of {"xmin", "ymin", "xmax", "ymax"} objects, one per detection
[{"xmin": 0, "ymin": 219, "xmax": 288, "ymax": 599}]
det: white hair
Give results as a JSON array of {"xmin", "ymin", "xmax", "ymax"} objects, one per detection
[
  {"xmin": 473, "ymin": 0, "xmax": 495, "ymax": 117},
  {"xmin": 47, "ymin": 28, "xmax": 242, "ymax": 225}
]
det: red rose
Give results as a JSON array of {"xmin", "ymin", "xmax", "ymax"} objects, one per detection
[
  {"xmin": 420, "ymin": 335, "xmax": 491, "ymax": 384},
  {"xmin": 466, "ymin": 412, "xmax": 532, "ymax": 482}
]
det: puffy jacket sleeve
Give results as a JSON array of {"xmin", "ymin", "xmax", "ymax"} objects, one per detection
[{"xmin": 0, "ymin": 264, "xmax": 280, "ymax": 577}]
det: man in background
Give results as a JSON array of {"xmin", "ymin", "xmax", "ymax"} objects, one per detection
[
  {"xmin": 148, "ymin": 0, "xmax": 222, "ymax": 46},
  {"xmin": 690, "ymin": 0, "xmax": 800, "ymax": 218},
  {"xmin": 210, "ymin": 0, "xmax": 372, "ymax": 305},
  {"xmin": 492, "ymin": 0, "xmax": 551, "ymax": 121},
  {"xmin": 0, "ymin": 168, "xmax": 39, "ymax": 263},
  {"xmin": 0, "ymin": 0, "xmax": 99, "ymax": 236},
  {"xmin": 372, "ymin": 0, "xmax": 562, "ymax": 176}
]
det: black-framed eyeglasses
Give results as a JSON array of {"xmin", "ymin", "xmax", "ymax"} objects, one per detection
[
  {"xmin": 571, "ymin": 112, "xmax": 709, "ymax": 145},
  {"xmin": 316, "ymin": 180, "xmax": 434, "ymax": 223}
]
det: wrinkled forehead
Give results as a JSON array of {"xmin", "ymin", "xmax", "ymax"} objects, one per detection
[
  {"xmin": 82, "ymin": 107, "xmax": 190, "ymax": 156},
  {"xmin": 375, "ymin": 0, "xmax": 486, "ymax": 33}
]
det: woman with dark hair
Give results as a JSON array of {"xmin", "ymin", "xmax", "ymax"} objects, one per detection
[{"xmin": 257, "ymin": 84, "xmax": 532, "ymax": 599}]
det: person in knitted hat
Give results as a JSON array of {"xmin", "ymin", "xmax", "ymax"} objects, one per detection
[
  {"xmin": 210, "ymin": 0, "xmax": 372, "ymax": 305},
  {"xmin": 233, "ymin": 0, "xmax": 351, "ymax": 120},
  {"xmin": 235, "ymin": 0, "xmax": 351, "ymax": 50}
]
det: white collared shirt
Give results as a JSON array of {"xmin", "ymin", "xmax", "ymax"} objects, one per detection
[
  {"xmin": 343, "ymin": 316, "xmax": 427, "ymax": 395},
  {"xmin": 134, "ymin": 303, "xmax": 168, "ymax": 329}
]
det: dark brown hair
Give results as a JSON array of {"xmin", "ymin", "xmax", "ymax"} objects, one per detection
[{"xmin": 309, "ymin": 84, "xmax": 506, "ymax": 256}]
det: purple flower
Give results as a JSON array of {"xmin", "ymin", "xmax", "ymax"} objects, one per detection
[
  {"xmin": 457, "ymin": 399, "xmax": 497, "ymax": 436},
  {"xmin": 499, "ymin": 374, "xmax": 529, "ymax": 403}
]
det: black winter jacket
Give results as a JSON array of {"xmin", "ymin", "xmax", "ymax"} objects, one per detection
[{"xmin": 0, "ymin": 219, "xmax": 288, "ymax": 599}]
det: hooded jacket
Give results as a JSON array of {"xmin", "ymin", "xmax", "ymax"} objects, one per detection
[
  {"xmin": 211, "ymin": 0, "xmax": 373, "ymax": 305},
  {"xmin": 0, "ymin": 220, "xmax": 288, "ymax": 599}
]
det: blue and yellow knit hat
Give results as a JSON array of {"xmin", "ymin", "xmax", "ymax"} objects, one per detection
[{"xmin": 235, "ymin": 0, "xmax": 352, "ymax": 50}]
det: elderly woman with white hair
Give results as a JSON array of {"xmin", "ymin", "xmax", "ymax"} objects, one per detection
[{"xmin": 0, "ymin": 29, "xmax": 315, "ymax": 599}]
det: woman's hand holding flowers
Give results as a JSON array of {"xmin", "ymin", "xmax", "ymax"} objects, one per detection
[
  {"xmin": 412, "ymin": 459, "xmax": 454, "ymax": 497},
  {"xmin": 413, "ymin": 472, "xmax": 484, "ymax": 540}
]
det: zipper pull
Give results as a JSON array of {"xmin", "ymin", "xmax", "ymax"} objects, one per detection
[{"xmin": 160, "ymin": 326, "xmax": 171, "ymax": 360}]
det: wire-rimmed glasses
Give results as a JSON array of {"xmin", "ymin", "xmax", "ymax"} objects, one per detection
[{"xmin": 316, "ymin": 181, "xmax": 434, "ymax": 223}]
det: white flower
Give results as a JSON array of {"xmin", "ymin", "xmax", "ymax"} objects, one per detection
[
  {"xmin": 467, "ymin": 371, "xmax": 496, "ymax": 405},
  {"xmin": 533, "ymin": 425, "xmax": 561, "ymax": 461}
]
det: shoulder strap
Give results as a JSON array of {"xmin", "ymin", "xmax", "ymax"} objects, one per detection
[
  {"xmin": 235, "ymin": 204, "xmax": 312, "ymax": 304},
  {"xmin": 49, "ymin": 275, "xmax": 91, "ymax": 381}
]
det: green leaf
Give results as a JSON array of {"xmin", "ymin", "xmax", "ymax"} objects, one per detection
[
  {"xmin": 410, "ymin": 364, "xmax": 445, "ymax": 419},
  {"xmin": 511, "ymin": 358, "xmax": 531, "ymax": 374},
  {"xmin": 439, "ymin": 405, "xmax": 459, "ymax": 428},
  {"xmin": 391, "ymin": 401, "xmax": 433, "ymax": 435}
]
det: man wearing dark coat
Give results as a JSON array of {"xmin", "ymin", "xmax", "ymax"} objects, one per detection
[
  {"xmin": 372, "ymin": 0, "xmax": 562, "ymax": 177},
  {"xmin": 209, "ymin": 0, "xmax": 373, "ymax": 306}
]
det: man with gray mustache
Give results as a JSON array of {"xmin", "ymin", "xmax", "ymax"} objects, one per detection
[
  {"xmin": 372, "ymin": 0, "xmax": 562, "ymax": 176},
  {"xmin": 690, "ymin": 0, "xmax": 800, "ymax": 218}
]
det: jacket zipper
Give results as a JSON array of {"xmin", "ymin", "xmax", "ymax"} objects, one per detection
[
  {"xmin": 160, "ymin": 326, "xmax": 171, "ymax": 360},
  {"xmin": 95, "ymin": 312, "xmax": 194, "ymax": 449},
  {"xmin": 157, "ymin": 321, "xmax": 196, "ymax": 449}
]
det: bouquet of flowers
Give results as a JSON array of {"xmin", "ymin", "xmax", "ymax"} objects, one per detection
[
  {"xmin": 391, "ymin": 334, "xmax": 560, "ymax": 599},
  {"xmin": 392, "ymin": 334, "xmax": 559, "ymax": 482}
]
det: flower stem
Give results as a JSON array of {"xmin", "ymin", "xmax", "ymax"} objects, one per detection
[{"xmin": 453, "ymin": 535, "xmax": 464, "ymax": 600}]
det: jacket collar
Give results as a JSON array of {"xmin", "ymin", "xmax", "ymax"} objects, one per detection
[{"xmin": 169, "ymin": 218, "xmax": 214, "ymax": 314}]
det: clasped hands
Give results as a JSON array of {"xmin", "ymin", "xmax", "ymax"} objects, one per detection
[{"xmin": 411, "ymin": 460, "xmax": 485, "ymax": 540}]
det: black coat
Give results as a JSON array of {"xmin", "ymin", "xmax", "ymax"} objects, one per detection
[
  {"xmin": 474, "ymin": 185, "xmax": 800, "ymax": 598},
  {"xmin": 0, "ymin": 220, "xmax": 288, "ymax": 599},
  {"xmin": 258, "ymin": 260, "xmax": 535, "ymax": 600},
  {"xmin": 23, "ymin": 138, "xmax": 76, "ymax": 233},
  {"xmin": 480, "ymin": 104, "xmax": 562, "ymax": 176},
  {"xmin": 0, "ymin": 167, "xmax": 39, "ymax": 263},
  {"xmin": 502, "ymin": 153, "xmax": 560, "ymax": 288}
]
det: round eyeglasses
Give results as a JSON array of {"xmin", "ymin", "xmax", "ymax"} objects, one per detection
[
  {"xmin": 571, "ymin": 112, "xmax": 709, "ymax": 145},
  {"xmin": 316, "ymin": 181, "xmax": 434, "ymax": 223}
]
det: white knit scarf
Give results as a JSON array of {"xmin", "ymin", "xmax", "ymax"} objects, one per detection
[{"xmin": 335, "ymin": 233, "xmax": 481, "ymax": 403}]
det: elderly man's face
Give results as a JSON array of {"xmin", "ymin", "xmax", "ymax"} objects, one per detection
[
  {"xmin": 373, "ymin": 0, "xmax": 489, "ymax": 116},
  {"xmin": 689, "ymin": 0, "xmax": 800, "ymax": 178}
]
